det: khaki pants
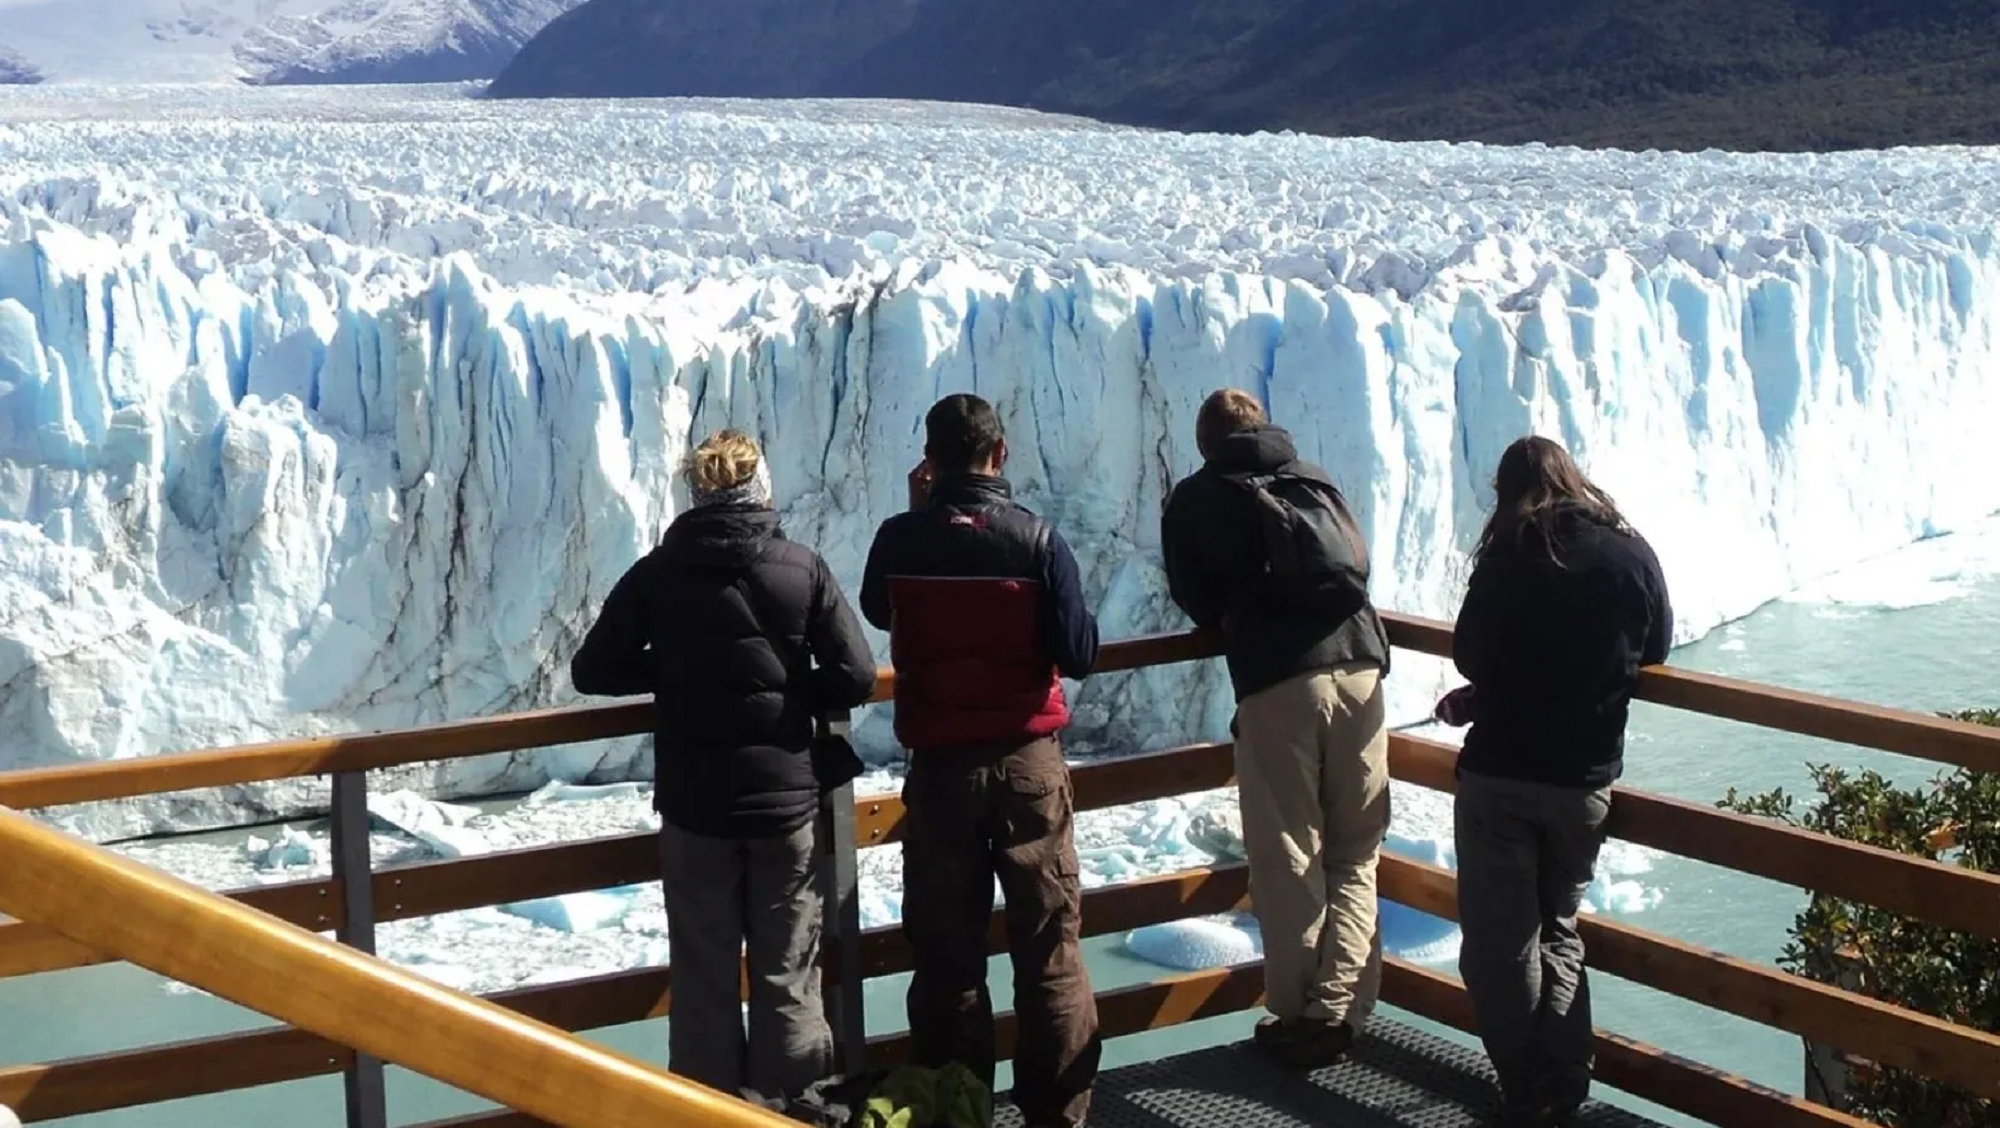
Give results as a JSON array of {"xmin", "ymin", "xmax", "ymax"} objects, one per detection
[{"xmin": 1234, "ymin": 663, "xmax": 1389, "ymax": 1030}]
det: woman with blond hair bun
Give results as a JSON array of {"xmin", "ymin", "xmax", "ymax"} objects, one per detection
[{"xmin": 571, "ymin": 429, "xmax": 877, "ymax": 1103}]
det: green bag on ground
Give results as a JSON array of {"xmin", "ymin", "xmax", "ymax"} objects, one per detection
[
  {"xmin": 932, "ymin": 1061, "xmax": 994, "ymax": 1128},
  {"xmin": 861, "ymin": 1067, "xmax": 938, "ymax": 1128},
  {"xmin": 859, "ymin": 1062, "xmax": 993, "ymax": 1128}
]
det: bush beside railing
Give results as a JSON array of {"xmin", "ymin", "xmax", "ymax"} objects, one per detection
[{"xmin": 1721, "ymin": 708, "xmax": 2000, "ymax": 1127}]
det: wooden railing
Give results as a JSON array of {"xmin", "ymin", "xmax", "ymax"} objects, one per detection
[
  {"xmin": 0, "ymin": 809, "xmax": 801, "ymax": 1128},
  {"xmin": 1, "ymin": 611, "xmax": 1997, "ymax": 1128}
]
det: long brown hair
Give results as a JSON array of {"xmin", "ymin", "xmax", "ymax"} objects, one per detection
[{"xmin": 1474, "ymin": 436, "xmax": 1629, "ymax": 564}]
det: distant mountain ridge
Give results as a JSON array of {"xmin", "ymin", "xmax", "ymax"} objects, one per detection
[
  {"xmin": 0, "ymin": 46, "xmax": 46, "ymax": 85},
  {"xmin": 485, "ymin": 0, "xmax": 921, "ymax": 100},
  {"xmin": 240, "ymin": 0, "xmax": 580, "ymax": 85},
  {"xmin": 491, "ymin": 0, "xmax": 2000, "ymax": 151},
  {"xmin": 0, "ymin": 0, "xmax": 584, "ymax": 86}
]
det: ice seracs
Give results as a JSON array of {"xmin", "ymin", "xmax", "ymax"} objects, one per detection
[{"xmin": 2, "ymin": 87, "xmax": 2000, "ymax": 842}]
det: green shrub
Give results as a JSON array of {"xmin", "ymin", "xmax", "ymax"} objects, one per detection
[{"xmin": 1718, "ymin": 710, "xmax": 2000, "ymax": 1127}]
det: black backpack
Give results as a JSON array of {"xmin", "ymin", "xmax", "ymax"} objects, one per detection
[{"xmin": 1225, "ymin": 471, "xmax": 1372, "ymax": 620}]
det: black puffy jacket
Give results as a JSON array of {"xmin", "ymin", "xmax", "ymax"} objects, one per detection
[{"xmin": 569, "ymin": 505, "xmax": 879, "ymax": 838}]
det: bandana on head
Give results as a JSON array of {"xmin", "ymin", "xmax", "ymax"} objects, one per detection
[{"xmin": 691, "ymin": 455, "xmax": 773, "ymax": 510}]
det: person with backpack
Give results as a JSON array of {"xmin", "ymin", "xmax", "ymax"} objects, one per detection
[
  {"xmin": 1160, "ymin": 388, "xmax": 1392, "ymax": 1069},
  {"xmin": 569, "ymin": 429, "xmax": 879, "ymax": 1105},
  {"xmin": 859, "ymin": 394, "xmax": 1102, "ymax": 1128},
  {"xmin": 1433, "ymin": 436, "xmax": 1672, "ymax": 1126}
]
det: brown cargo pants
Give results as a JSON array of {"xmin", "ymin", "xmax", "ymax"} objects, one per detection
[{"xmin": 901, "ymin": 736, "xmax": 1100, "ymax": 1128}]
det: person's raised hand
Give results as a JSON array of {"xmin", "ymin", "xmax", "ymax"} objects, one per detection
[
  {"xmin": 907, "ymin": 459, "xmax": 934, "ymax": 511},
  {"xmin": 1434, "ymin": 685, "xmax": 1476, "ymax": 728}
]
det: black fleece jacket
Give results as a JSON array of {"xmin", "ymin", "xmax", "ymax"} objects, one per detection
[
  {"xmin": 1453, "ymin": 506, "xmax": 1674, "ymax": 788},
  {"xmin": 1161, "ymin": 425, "xmax": 1390, "ymax": 700}
]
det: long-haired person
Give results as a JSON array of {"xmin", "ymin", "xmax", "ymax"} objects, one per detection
[
  {"xmin": 1437, "ymin": 436, "xmax": 1672, "ymax": 1127},
  {"xmin": 570, "ymin": 429, "xmax": 878, "ymax": 1103}
]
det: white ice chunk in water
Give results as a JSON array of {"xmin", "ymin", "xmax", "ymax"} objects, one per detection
[
  {"xmin": 498, "ymin": 888, "xmax": 644, "ymax": 934},
  {"xmin": 368, "ymin": 790, "xmax": 490, "ymax": 859},
  {"xmin": 241, "ymin": 826, "xmax": 319, "ymax": 871},
  {"xmin": 1123, "ymin": 914, "xmax": 1262, "ymax": 972},
  {"xmin": 526, "ymin": 781, "xmax": 650, "ymax": 805}
]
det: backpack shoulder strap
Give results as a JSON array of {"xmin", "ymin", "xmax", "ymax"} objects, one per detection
[{"xmin": 1218, "ymin": 468, "xmax": 1277, "ymax": 492}]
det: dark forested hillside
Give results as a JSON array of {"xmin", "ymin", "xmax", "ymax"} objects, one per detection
[
  {"xmin": 492, "ymin": 0, "xmax": 2000, "ymax": 151},
  {"xmin": 486, "ymin": 0, "xmax": 919, "ymax": 99}
]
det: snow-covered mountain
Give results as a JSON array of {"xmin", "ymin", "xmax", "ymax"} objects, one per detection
[
  {"xmin": 4, "ymin": 86, "xmax": 2000, "ymax": 836},
  {"xmin": 0, "ymin": 0, "xmax": 582, "ymax": 85},
  {"xmin": 239, "ymin": 0, "xmax": 585, "ymax": 85}
]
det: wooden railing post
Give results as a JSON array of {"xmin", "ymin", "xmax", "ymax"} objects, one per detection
[
  {"xmin": 330, "ymin": 770, "xmax": 389, "ymax": 1128},
  {"xmin": 817, "ymin": 714, "xmax": 868, "ymax": 1074}
]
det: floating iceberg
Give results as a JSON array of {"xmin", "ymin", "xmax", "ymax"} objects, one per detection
[
  {"xmin": 1124, "ymin": 915, "xmax": 1262, "ymax": 972},
  {"xmin": 2, "ymin": 88, "xmax": 1999, "ymax": 841},
  {"xmin": 242, "ymin": 825, "xmax": 320, "ymax": 871},
  {"xmin": 368, "ymin": 789, "xmax": 490, "ymax": 858},
  {"xmin": 498, "ymin": 888, "xmax": 643, "ymax": 935}
]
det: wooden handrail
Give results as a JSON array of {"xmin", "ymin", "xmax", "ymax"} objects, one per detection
[
  {"xmin": 7, "ymin": 611, "xmax": 2000, "ymax": 813},
  {"xmin": 5, "ymin": 725, "xmax": 1994, "ymax": 1123},
  {"xmin": 1386, "ymin": 734, "xmax": 2000, "ymax": 941},
  {"xmin": 0, "ymin": 865, "xmax": 1248, "ymax": 1120},
  {"xmin": 9, "ymin": 731, "xmax": 1998, "ymax": 986},
  {"xmin": 0, "ymin": 806, "xmax": 798, "ymax": 1128},
  {"xmin": 1375, "ymin": 856, "xmax": 2000, "ymax": 1098}
]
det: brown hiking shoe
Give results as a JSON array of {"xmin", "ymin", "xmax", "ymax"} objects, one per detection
[{"xmin": 1251, "ymin": 1016, "xmax": 1355, "ymax": 1069}]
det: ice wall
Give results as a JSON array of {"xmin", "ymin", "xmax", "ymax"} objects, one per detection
[
  {"xmin": 6, "ymin": 211, "xmax": 2000, "ymax": 835},
  {"xmin": 8, "ymin": 87, "xmax": 2000, "ymax": 835}
]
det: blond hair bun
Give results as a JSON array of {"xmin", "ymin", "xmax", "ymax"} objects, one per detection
[{"xmin": 686, "ymin": 429, "xmax": 763, "ymax": 494}]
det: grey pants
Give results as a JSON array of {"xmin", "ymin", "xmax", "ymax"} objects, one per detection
[
  {"xmin": 660, "ymin": 818, "xmax": 832, "ymax": 1101},
  {"xmin": 1453, "ymin": 770, "xmax": 1611, "ymax": 1110}
]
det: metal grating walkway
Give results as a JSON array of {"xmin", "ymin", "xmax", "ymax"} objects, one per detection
[{"xmin": 998, "ymin": 1021, "xmax": 1668, "ymax": 1128}]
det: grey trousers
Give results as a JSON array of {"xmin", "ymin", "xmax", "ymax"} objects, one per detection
[
  {"xmin": 660, "ymin": 818, "xmax": 832, "ymax": 1101},
  {"xmin": 1454, "ymin": 770, "xmax": 1611, "ymax": 1110}
]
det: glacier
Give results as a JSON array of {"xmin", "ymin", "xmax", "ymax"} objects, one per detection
[{"xmin": 3, "ymin": 85, "xmax": 2000, "ymax": 847}]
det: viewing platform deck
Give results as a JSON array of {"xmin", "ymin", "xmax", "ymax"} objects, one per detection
[{"xmin": 995, "ymin": 1025, "xmax": 1662, "ymax": 1128}]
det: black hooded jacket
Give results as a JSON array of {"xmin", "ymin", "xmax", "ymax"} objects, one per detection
[
  {"xmin": 1160, "ymin": 425, "xmax": 1391, "ymax": 701},
  {"xmin": 1453, "ymin": 505, "xmax": 1673, "ymax": 788},
  {"xmin": 569, "ymin": 505, "xmax": 879, "ymax": 837}
]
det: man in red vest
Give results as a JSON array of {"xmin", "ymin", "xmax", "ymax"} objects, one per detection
[{"xmin": 860, "ymin": 394, "xmax": 1101, "ymax": 1128}]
